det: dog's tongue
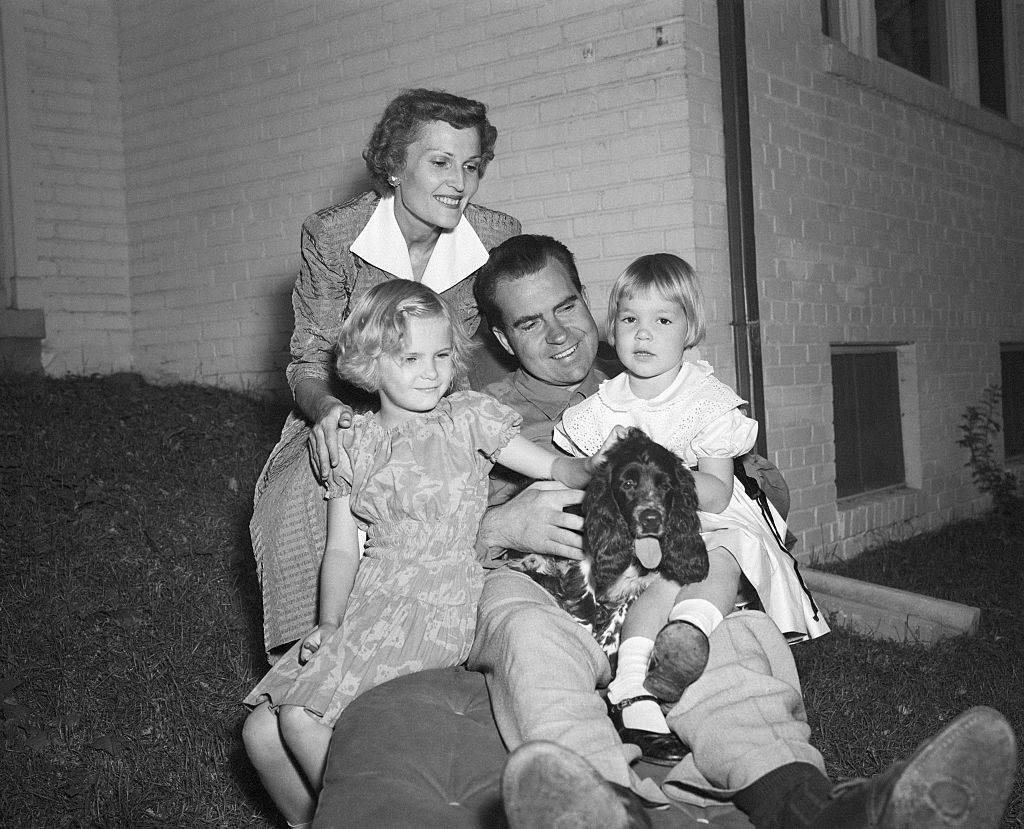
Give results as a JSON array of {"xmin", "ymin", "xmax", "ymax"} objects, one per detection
[{"xmin": 634, "ymin": 536, "xmax": 662, "ymax": 570}]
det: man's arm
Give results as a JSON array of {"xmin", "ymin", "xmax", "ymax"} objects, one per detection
[{"xmin": 476, "ymin": 481, "xmax": 586, "ymax": 564}]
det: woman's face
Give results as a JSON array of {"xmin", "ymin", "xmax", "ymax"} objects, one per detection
[{"xmin": 392, "ymin": 120, "xmax": 482, "ymax": 238}]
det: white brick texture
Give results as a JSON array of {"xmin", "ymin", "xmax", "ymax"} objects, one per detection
[{"xmin": 5, "ymin": 0, "xmax": 1023, "ymax": 557}]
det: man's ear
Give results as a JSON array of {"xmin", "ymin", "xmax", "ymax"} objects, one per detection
[{"xmin": 492, "ymin": 326, "xmax": 514, "ymax": 356}]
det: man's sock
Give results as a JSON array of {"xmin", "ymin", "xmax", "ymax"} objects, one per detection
[
  {"xmin": 607, "ymin": 636, "xmax": 669, "ymax": 733},
  {"xmin": 733, "ymin": 762, "xmax": 831, "ymax": 829},
  {"xmin": 667, "ymin": 598, "xmax": 723, "ymax": 637}
]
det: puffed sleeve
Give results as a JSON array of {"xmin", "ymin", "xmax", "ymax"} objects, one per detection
[
  {"xmin": 458, "ymin": 391, "xmax": 522, "ymax": 462},
  {"xmin": 553, "ymin": 420, "xmax": 587, "ymax": 458},
  {"xmin": 689, "ymin": 408, "xmax": 758, "ymax": 459}
]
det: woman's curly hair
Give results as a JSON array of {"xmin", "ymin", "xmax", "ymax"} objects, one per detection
[
  {"xmin": 335, "ymin": 281, "xmax": 475, "ymax": 393},
  {"xmin": 362, "ymin": 88, "xmax": 498, "ymax": 193}
]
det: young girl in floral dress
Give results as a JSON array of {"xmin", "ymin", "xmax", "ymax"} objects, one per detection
[{"xmin": 242, "ymin": 280, "xmax": 617, "ymax": 828}]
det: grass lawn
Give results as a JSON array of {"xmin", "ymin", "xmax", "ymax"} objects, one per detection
[{"xmin": 1, "ymin": 373, "xmax": 1021, "ymax": 828}]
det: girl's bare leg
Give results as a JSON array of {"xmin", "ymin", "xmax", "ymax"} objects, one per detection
[
  {"xmin": 242, "ymin": 702, "xmax": 317, "ymax": 825},
  {"xmin": 645, "ymin": 547, "xmax": 741, "ymax": 701},
  {"xmin": 278, "ymin": 704, "xmax": 335, "ymax": 794},
  {"xmin": 671, "ymin": 546, "xmax": 742, "ymax": 619},
  {"xmin": 609, "ymin": 577, "xmax": 686, "ymax": 733}
]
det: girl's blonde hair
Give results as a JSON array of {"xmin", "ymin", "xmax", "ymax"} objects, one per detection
[
  {"xmin": 607, "ymin": 253, "xmax": 706, "ymax": 350},
  {"xmin": 335, "ymin": 281, "xmax": 475, "ymax": 392}
]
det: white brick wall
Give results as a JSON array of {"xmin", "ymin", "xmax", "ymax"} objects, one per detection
[
  {"xmin": 20, "ymin": 0, "xmax": 131, "ymax": 375},
  {"xmin": 744, "ymin": 3, "xmax": 1024, "ymax": 557},
  {"xmin": 112, "ymin": 0, "xmax": 730, "ymax": 390},
  {"xmin": 6, "ymin": 0, "xmax": 1023, "ymax": 559}
]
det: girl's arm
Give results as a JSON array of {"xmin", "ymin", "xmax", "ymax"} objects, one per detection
[
  {"xmin": 497, "ymin": 429, "xmax": 625, "ymax": 490},
  {"xmin": 300, "ymin": 495, "xmax": 360, "ymax": 662},
  {"xmin": 692, "ymin": 456, "xmax": 735, "ymax": 514}
]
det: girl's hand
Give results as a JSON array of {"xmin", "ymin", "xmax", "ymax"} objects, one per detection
[
  {"xmin": 589, "ymin": 426, "xmax": 628, "ymax": 473},
  {"xmin": 298, "ymin": 623, "xmax": 338, "ymax": 664},
  {"xmin": 308, "ymin": 399, "xmax": 354, "ymax": 481},
  {"xmin": 551, "ymin": 427, "xmax": 627, "ymax": 490}
]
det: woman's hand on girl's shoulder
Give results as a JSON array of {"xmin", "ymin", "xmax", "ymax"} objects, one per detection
[{"xmin": 308, "ymin": 399, "xmax": 354, "ymax": 480}]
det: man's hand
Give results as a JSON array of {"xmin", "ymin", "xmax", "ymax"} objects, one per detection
[
  {"xmin": 478, "ymin": 481, "xmax": 586, "ymax": 561},
  {"xmin": 738, "ymin": 452, "xmax": 791, "ymax": 519}
]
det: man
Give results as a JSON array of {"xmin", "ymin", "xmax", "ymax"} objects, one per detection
[{"xmin": 467, "ymin": 234, "xmax": 1015, "ymax": 829}]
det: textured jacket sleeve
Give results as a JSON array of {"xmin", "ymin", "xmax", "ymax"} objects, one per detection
[{"xmin": 285, "ymin": 194, "xmax": 377, "ymax": 394}]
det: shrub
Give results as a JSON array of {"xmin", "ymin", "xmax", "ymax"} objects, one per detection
[{"xmin": 957, "ymin": 386, "xmax": 1020, "ymax": 514}]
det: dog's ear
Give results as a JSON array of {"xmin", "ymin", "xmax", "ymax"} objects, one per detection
[
  {"xmin": 583, "ymin": 461, "xmax": 634, "ymax": 597},
  {"xmin": 659, "ymin": 456, "xmax": 709, "ymax": 585}
]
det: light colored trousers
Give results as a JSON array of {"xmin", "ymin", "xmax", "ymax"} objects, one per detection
[{"xmin": 467, "ymin": 568, "xmax": 825, "ymax": 806}]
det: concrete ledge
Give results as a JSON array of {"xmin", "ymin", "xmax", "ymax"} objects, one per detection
[
  {"xmin": 0, "ymin": 308, "xmax": 45, "ymax": 373},
  {"xmin": 802, "ymin": 568, "xmax": 980, "ymax": 644},
  {"xmin": 0, "ymin": 307, "xmax": 44, "ymax": 337}
]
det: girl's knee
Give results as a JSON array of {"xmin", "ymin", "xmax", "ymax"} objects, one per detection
[
  {"xmin": 278, "ymin": 704, "xmax": 328, "ymax": 742},
  {"xmin": 242, "ymin": 702, "xmax": 279, "ymax": 755},
  {"xmin": 707, "ymin": 546, "xmax": 742, "ymax": 579}
]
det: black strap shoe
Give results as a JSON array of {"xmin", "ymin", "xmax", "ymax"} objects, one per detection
[
  {"xmin": 609, "ymin": 694, "xmax": 690, "ymax": 766},
  {"xmin": 502, "ymin": 740, "xmax": 653, "ymax": 829},
  {"xmin": 785, "ymin": 706, "xmax": 1016, "ymax": 828}
]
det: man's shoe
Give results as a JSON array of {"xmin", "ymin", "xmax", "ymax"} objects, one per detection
[
  {"xmin": 793, "ymin": 706, "xmax": 1016, "ymax": 828},
  {"xmin": 644, "ymin": 620, "xmax": 709, "ymax": 702},
  {"xmin": 502, "ymin": 740, "xmax": 653, "ymax": 829}
]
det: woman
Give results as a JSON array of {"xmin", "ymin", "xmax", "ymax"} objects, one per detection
[{"xmin": 252, "ymin": 89, "xmax": 521, "ymax": 659}]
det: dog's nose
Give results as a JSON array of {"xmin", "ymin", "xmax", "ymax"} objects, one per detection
[{"xmin": 638, "ymin": 508, "xmax": 663, "ymax": 533}]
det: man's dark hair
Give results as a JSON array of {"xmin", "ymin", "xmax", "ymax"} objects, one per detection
[{"xmin": 474, "ymin": 234, "xmax": 582, "ymax": 331}]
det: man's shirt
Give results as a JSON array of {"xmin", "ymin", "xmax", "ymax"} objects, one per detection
[{"xmin": 482, "ymin": 366, "xmax": 605, "ymax": 505}]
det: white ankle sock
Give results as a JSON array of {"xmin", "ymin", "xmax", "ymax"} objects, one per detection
[
  {"xmin": 608, "ymin": 636, "xmax": 669, "ymax": 733},
  {"xmin": 668, "ymin": 598, "xmax": 724, "ymax": 637}
]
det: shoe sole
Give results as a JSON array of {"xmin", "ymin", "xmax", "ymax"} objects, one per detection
[
  {"xmin": 886, "ymin": 705, "xmax": 1016, "ymax": 828},
  {"xmin": 644, "ymin": 621, "xmax": 709, "ymax": 703},
  {"xmin": 501, "ymin": 741, "xmax": 630, "ymax": 829}
]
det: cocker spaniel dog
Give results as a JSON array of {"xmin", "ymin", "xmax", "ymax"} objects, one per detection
[{"xmin": 511, "ymin": 427, "xmax": 708, "ymax": 654}]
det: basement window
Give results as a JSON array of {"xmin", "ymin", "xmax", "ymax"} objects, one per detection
[
  {"xmin": 1002, "ymin": 343, "xmax": 1024, "ymax": 458},
  {"xmin": 831, "ymin": 345, "xmax": 907, "ymax": 498}
]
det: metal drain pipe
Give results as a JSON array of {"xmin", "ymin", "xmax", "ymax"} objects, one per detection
[{"xmin": 717, "ymin": 0, "xmax": 767, "ymax": 456}]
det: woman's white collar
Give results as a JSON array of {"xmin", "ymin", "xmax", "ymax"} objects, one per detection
[{"xmin": 350, "ymin": 195, "xmax": 488, "ymax": 292}]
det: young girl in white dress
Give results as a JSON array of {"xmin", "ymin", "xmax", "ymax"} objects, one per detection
[
  {"xmin": 242, "ymin": 280, "xmax": 618, "ymax": 829},
  {"xmin": 555, "ymin": 253, "xmax": 829, "ymax": 740}
]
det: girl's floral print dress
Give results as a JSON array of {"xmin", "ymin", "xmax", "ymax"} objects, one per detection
[{"xmin": 244, "ymin": 391, "xmax": 521, "ymax": 726}]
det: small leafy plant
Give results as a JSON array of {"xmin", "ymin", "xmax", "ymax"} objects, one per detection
[{"xmin": 957, "ymin": 386, "xmax": 1020, "ymax": 514}]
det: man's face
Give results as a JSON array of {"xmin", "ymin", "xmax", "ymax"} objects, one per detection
[{"xmin": 491, "ymin": 262, "xmax": 599, "ymax": 387}]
